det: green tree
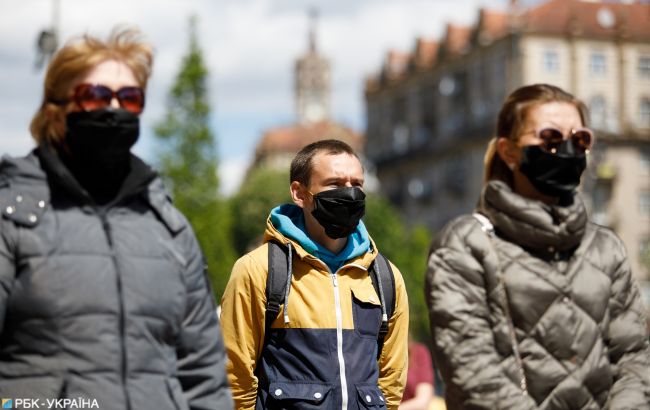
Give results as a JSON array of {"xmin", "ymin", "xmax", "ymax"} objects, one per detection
[
  {"xmin": 229, "ymin": 166, "xmax": 291, "ymax": 254},
  {"xmin": 364, "ymin": 195, "xmax": 432, "ymax": 342},
  {"xmin": 154, "ymin": 17, "xmax": 236, "ymax": 298}
]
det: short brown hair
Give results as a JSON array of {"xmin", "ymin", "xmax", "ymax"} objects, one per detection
[
  {"xmin": 29, "ymin": 26, "xmax": 153, "ymax": 146},
  {"xmin": 290, "ymin": 139, "xmax": 360, "ymax": 186},
  {"xmin": 484, "ymin": 83, "xmax": 589, "ymax": 184}
]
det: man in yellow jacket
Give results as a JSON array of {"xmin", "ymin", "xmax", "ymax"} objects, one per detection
[{"xmin": 221, "ymin": 139, "xmax": 409, "ymax": 409}]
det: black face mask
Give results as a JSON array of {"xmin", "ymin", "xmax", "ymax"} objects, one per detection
[
  {"xmin": 65, "ymin": 108, "xmax": 139, "ymax": 173},
  {"xmin": 311, "ymin": 187, "xmax": 366, "ymax": 239},
  {"xmin": 519, "ymin": 139, "xmax": 587, "ymax": 198}
]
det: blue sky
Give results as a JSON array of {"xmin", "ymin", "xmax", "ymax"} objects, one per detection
[{"xmin": 0, "ymin": 0, "xmax": 543, "ymax": 195}]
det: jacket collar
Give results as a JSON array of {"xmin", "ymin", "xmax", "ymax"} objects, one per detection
[
  {"xmin": 479, "ymin": 180, "xmax": 587, "ymax": 253},
  {"xmin": 0, "ymin": 150, "xmax": 47, "ymax": 186},
  {"xmin": 263, "ymin": 207, "xmax": 378, "ymax": 272},
  {"xmin": 36, "ymin": 143, "xmax": 157, "ymax": 208}
]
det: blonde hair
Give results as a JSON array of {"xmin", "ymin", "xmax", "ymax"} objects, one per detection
[
  {"xmin": 483, "ymin": 84, "xmax": 589, "ymax": 184},
  {"xmin": 29, "ymin": 26, "xmax": 153, "ymax": 146}
]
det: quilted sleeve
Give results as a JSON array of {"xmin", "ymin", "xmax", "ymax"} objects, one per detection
[
  {"xmin": 0, "ymin": 218, "xmax": 16, "ymax": 337},
  {"xmin": 425, "ymin": 217, "xmax": 538, "ymax": 409},
  {"xmin": 605, "ymin": 232, "xmax": 650, "ymax": 409},
  {"xmin": 176, "ymin": 226, "xmax": 233, "ymax": 410}
]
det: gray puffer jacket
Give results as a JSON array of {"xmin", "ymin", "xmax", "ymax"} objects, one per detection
[
  {"xmin": 426, "ymin": 180, "xmax": 650, "ymax": 410},
  {"xmin": 0, "ymin": 149, "xmax": 232, "ymax": 410}
]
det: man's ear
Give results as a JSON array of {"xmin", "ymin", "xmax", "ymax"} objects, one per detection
[
  {"xmin": 496, "ymin": 137, "xmax": 521, "ymax": 171},
  {"xmin": 290, "ymin": 181, "xmax": 308, "ymax": 209}
]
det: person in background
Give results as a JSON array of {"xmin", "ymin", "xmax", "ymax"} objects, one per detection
[
  {"xmin": 399, "ymin": 336, "xmax": 434, "ymax": 410},
  {"xmin": 426, "ymin": 84, "xmax": 650, "ymax": 409},
  {"xmin": 221, "ymin": 139, "xmax": 409, "ymax": 409},
  {"xmin": 0, "ymin": 27, "xmax": 232, "ymax": 410}
]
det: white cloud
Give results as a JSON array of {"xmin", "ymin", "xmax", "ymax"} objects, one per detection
[
  {"xmin": 0, "ymin": 0, "xmax": 512, "ymax": 190},
  {"xmin": 219, "ymin": 154, "xmax": 251, "ymax": 197}
]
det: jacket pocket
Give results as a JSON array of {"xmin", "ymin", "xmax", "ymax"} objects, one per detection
[
  {"xmin": 355, "ymin": 384, "xmax": 387, "ymax": 409},
  {"xmin": 351, "ymin": 286, "xmax": 382, "ymax": 339},
  {"xmin": 265, "ymin": 381, "xmax": 332, "ymax": 409},
  {"xmin": 0, "ymin": 375, "xmax": 66, "ymax": 402},
  {"xmin": 165, "ymin": 378, "xmax": 189, "ymax": 410}
]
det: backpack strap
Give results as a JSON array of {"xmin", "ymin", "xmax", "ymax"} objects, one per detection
[
  {"xmin": 264, "ymin": 243, "xmax": 397, "ymax": 360},
  {"xmin": 369, "ymin": 252, "xmax": 395, "ymax": 359},
  {"xmin": 265, "ymin": 241, "xmax": 289, "ymax": 338}
]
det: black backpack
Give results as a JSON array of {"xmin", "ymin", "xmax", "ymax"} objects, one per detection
[{"xmin": 264, "ymin": 241, "xmax": 396, "ymax": 358}]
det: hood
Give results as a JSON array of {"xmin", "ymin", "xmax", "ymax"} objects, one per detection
[
  {"xmin": 478, "ymin": 180, "xmax": 587, "ymax": 253},
  {"xmin": 263, "ymin": 203, "xmax": 376, "ymax": 272},
  {"xmin": 0, "ymin": 151, "xmax": 52, "ymax": 226},
  {"xmin": 0, "ymin": 150, "xmax": 48, "ymax": 185},
  {"xmin": 35, "ymin": 143, "xmax": 157, "ymax": 207},
  {"xmin": 1, "ymin": 147, "xmax": 158, "ymax": 211}
]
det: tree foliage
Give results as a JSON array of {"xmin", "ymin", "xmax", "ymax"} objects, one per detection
[
  {"xmin": 229, "ymin": 166, "xmax": 291, "ymax": 254},
  {"xmin": 364, "ymin": 194, "xmax": 432, "ymax": 342},
  {"xmin": 152, "ymin": 19, "xmax": 433, "ymax": 336},
  {"xmin": 154, "ymin": 17, "xmax": 236, "ymax": 298}
]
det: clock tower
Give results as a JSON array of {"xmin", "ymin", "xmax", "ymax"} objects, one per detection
[{"xmin": 295, "ymin": 9, "xmax": 331, "ymax": 124}]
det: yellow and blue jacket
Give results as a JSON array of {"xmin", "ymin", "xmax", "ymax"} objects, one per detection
[{"xmin": 221, "ymin": 205, "xmax": 409, "ymax": 409}]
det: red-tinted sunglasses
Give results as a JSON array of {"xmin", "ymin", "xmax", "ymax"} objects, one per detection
[
  {"xmin": 531, "ymin": 127, "xmax": 594, "ymax": 155},
  {"xmin": 55, "ymin": 83, "xmax": 146, "ymax": 114}
]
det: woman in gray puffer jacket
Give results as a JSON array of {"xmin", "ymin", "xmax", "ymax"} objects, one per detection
[
  {"xmin": 0, "ymin": 28, "xmax": 232, "ymax": 410},
  {"xmin": 426, "ymin": 84, "xmax": 650, "ymax": 410}
]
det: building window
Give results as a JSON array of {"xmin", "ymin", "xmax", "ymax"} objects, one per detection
[
  {"xmin": 491, "ymin": 51, "xmax": 506, "ymax": 104},
  {"xmin": 408, "ymin": 177, "xmax": 432, "ymax": 202},
  {"xmin": 640, "ymin": 191, "xmax": 650, "ymax": 216},
  {"xmin": 392, "ymin": 123, "xmax": 409, "ymax": 153},
  {"xmin": 639, "ymin": 98, "xmax": 650, "ymax": 128},
  {"xmin": 591, "ymin": 181, "xmax": 612, "ymax": 226},
  {"xmin": 640, "ymin": 150, "xmax": 650, "ymax": 174},
  {"xmin": 590, "ymin": 53, "xmax": 606, "ymax": 76},
  {"xmin": 543, "ymin": 50, "xmax": 559, "ymax": 73},
  {"xmin": 444, "ymin": 157, "xmax": 468, "ymax": 198},
  {"xmin": 589, "ymin": 95, "xmax": 607, "ymax": 129},
  {"xmin": 639, "ymin": 55, "xmax": 650, "ymax": 78}
]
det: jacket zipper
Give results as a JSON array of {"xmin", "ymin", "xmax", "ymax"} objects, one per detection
[
  {"xmin": 310, "ymin": 257, "xmax": 349, "ymax": 410},
  {"xmin": 330, "ymin": 272, "xmax": 348, "ymax": 410},
  {"xmin": 100, "ymin": 212, "xmax": 132, "ymax": 410}
]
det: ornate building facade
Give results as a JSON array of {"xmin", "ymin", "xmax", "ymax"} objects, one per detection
[{"xmin": 364, "ymin": 0, "xmax": 650, "ymax": 281}]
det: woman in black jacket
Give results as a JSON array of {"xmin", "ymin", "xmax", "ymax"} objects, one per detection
[
  {"xmin": 0, "ymin": 27, "xmax": 232, "ymax": 410},
  {"xmin": 426, "ymin": 84, "xmax": 650, "ymax": 409}
]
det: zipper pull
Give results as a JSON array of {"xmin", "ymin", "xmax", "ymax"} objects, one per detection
[{"xmin": 332, "ymin": 274, "xmax": 338, "ymax": 287}]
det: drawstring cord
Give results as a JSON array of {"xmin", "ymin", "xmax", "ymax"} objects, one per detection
[
  {"xmin": 374, "ymin": 257, "xmax": 389, "ymax": 325},
  {"xmin": 283, "ymin": 242, "xmax": 293, "ymax": 324}
]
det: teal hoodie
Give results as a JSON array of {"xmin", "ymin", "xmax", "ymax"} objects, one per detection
[{"xmin": 270, "ymin": 204, "xmax": 370, "ymax": 273}]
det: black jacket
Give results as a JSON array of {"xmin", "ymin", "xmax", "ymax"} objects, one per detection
[{"xmin": 0, "ymin": 148, "xmax": 232, "ymax": 410}]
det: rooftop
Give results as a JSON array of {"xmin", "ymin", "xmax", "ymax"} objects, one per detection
[{"xmin": 366, "ymin": 0, "xmax": 650, "ymax": 91}]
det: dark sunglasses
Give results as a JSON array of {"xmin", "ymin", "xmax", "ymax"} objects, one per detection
[
  {"xmin": 532, "ymin": 127, "xmax": 594, "ymax": 154},
  {"xmin": 53, "ymin": 83, "xmax": 146, "ymax": 114}
]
